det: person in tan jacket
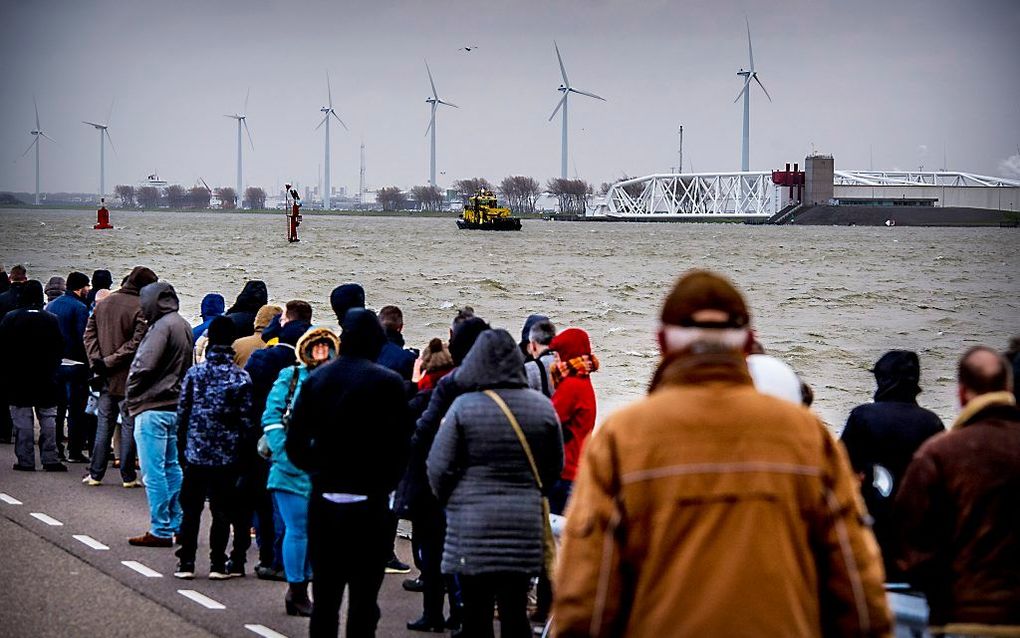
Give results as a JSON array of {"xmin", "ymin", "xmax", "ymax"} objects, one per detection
[
  {"xmin": 232, "ymin": 304, "xmax": 283, "ymax": 367},
  {"xmin": 553, "ymin": 270, "xmax": 891, "ymax": 638}
]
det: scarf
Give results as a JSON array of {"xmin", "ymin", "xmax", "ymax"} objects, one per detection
[{"xmin": 551, "ymin": 354, "xmax": 599, "ymax": 388}]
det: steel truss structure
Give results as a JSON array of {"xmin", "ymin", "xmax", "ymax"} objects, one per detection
[
  {"xmin": 834, "ymin": 171, "xmax": 1020, "ymax": 188},
  {"xmin": 604, "ymin": 172, "xmax": 776, "ymax": 217}
]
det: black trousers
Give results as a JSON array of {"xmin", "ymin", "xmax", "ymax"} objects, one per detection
[
  {"xmin": 411, "ymin": 506, "xmax": 450, "ymax": 621},
  {"xmin": 56, "ymin": 365, "xmax": 92, "ymax": 456},
  {"xmin": 309, "ymin": 496, "xmax": 392, "ymax": 638},
  {"xmin": 176, "ymin": 464, "xmax": 237, "ymax": 565},
  {"xmin": 460, "ymin": 572, "xmax": 532, "ymax": 638},
  {"xmin": 231, "ymin": 457, "xmax": 275, "ymax": 567}
]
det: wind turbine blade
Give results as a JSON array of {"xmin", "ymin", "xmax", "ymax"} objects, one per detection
[
  {"xmin": 554, "ymin": 41, "xmax": 569, "ymax": 86},
  {"xmin": 746, "ymin": 16, "xmax": 755, "ymax": 71},
  {"xmin": 424, "ymin": 115, "xmax": 434, "ymax": 138},
  {"xmin": 330, "ymin": 111, "xmax": 349, "ymax": 131},
  {"xmin": 40, "ymin": 132, "xmax": 57, "ymax": 144},
  {"xmin": 105, "ymin": 129, "xmax": 117, "ymax": 156},
  {"xmin": 243, "ymin": 119, "xmax": 254, "ymax": 150},
  {"xmin": 733, "ymin": 75, "xmax": 752, "ymax": 103},
  {"xmin": 548, "ymin": 93, "xmax": 567, "ymax": 122},
  {"xmin": 569, "ymin": 87, "xmax": 605, "ymax": 101},
  {"xmin": 438, "ymin": 99, "xmax": 459, "ymax": 109},
  {"xmin": 425, "ymin": 61, "xmax": 438, "ymax": 100},
  {"xmin": 107, "ymin": 98, "xmax": 115, "ymax": 125},
  {"xmin": 224, "ymin": 114, "xmax": 238, "ymax": 119},
  {"xmin": 754, "ymin": 75, "xmax": 772, "ymax": 102},
  {"xmin": 83, "ymin": 120, "xmax": 102, "ymax": 128},
  {"xmin": 327, "ymin": 71, "xmax": 334, "ymax": 109},
  {"xmin": 34, "ymin": 96, "xmax": 40, "ymax": 130},
  {"xmin": 315, "ymin": 114, "xmax": 328, "ymax": 131},
  {"xmin": 244, "ymin": 88, "xmax": 250, "ymax": 115},
  {"xmin": 18, "ymin": 138, "xmax": 38, "ymax": 159}
]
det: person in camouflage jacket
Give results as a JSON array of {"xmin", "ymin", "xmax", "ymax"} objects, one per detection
[{"xmin": 173, "ymin": 316, "xmax": 255, "ymax": 579}]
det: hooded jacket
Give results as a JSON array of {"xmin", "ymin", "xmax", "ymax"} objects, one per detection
[
  {"xmin": 329, "ymin": 283, "xmax": 365, "ymax": 322},
  {"xmin": 553, "ymin": 352, "xmax": 891, "ymax": 638},
  {"xmin": 245, "ymin": 319, "xmax": 311, "ymax": 417},
  {"xmin": 124, "ymin": 282, "xmax": 194, "ymax": 416},
  {"xmin": 83, "ymin": 266, "xmax": 157, "ymax": 396},
  {"xmin": 840, "ymin": 350, "xmax": 944, "ymax": 578},
  {"xmin": 232, "ymin": 304, "xmax": 282, "ymax": 367},
  {"xmin": 177, "ymin": 344, "xmax": 254, "ymax": 466},
  {"xmin": 376, "ymin": 327, "xmax": 417, "ymax": 381},
  {"xmin": 0, "ymin": 281, "xmax": 64, "ymax": 407},
  {"xmin": 191, "ymin": 293, "xmax": 226, "ymax": 340},
  {"xmin": 263, "ymin": 327, "xmax": 340, "ymax": 499},
  {"xmin": 47, "ymin": 290, "xmax": 90, "ymax": 364},
  {"xmin": 0, "ymin": 281, "xmax": 26, "ymax": 324},
  {"xmin": 286, "ymin": 309, "xmax": 411, "ymax": 499},
  {"xmin": 549, "ymin": 328, "xmax": 597, "ymax": 482},
  {"xmin": 427, "ymin": 329, "xmax": 563, "ymax": 576},
  {"xmin": 225, "ymin": 280, "xmax": 268, "ymax": 338},
  {"xmin": 895, "ymin": 393, "xmax": 1020, "ymax": 629}
]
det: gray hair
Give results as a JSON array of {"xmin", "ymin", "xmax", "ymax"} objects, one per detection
[{"xmin": 529, "ymin": 320, "xmax": 557, "ymax": 346}]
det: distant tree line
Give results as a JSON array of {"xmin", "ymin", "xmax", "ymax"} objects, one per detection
[{"xmin": 114, "ymin": 184, "xmax": 265, "ymax": 210}]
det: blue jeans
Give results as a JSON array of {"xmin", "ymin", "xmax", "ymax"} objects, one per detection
[
  {"xmin": 134, "ymin": 410, "xmax": 183, "ymax": 538},
  {"xmin": 89, "ymin": 390, "xmax": 136, "ymax": 482},
  {"xmin": 273, "ymin": 490, "xmax": 312, "ymax": 583}
]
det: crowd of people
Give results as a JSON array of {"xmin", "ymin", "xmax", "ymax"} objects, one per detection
[{"xmin": 0, "ymin": 262, "xmax": 1017, "ymax": 638}]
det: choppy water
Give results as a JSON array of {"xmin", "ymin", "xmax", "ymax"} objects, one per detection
[{"xmin": 4, "ymin": 208, "xmax": 1017, "ymax": 431}]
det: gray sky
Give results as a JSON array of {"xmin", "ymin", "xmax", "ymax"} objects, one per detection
[{"xmin": 2, "ymin": 0, "xmax": 1019, "ymax": 196}]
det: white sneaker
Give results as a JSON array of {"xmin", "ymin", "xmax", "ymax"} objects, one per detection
[
  {"xmin": 82, "ymin": 476, "xmax": 101, "ymax": 486},
  {"xmin": 122, "ymin": 479, "xmax": 142, "ymax": 488}
]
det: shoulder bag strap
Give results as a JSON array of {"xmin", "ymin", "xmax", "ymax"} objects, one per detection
[
  {"xmin": 484, "ymin": 389, "xmax": 543, "ymax": 491},
  {"xmin": 281, "ymin": 364, "xmax": 301, "ymax": 429},
  {"xmin": 534, "ymin": 358, "xmax": 550, "ymax": 397}
]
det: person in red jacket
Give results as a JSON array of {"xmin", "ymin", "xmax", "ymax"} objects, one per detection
[{"xmin": 548, "ymin": 327, "xmax": 599, "ymax": 512}]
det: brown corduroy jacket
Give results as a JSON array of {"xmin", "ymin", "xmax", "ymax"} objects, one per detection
[{"xmin": 553, "ymin": 352, "xmax": 891, "ymax": 638}]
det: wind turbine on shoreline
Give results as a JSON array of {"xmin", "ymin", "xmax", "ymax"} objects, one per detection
[
  {"xmin": 316, "ymin": 72, "xmax": 348, "ymax": 210},
  {"xmin": 20, "ymin": 97, "xmax": 56, "ymax": 205},
  {"xmin": 734, "ymin": 17, "xmax": 771, "ymax": 172},
  {"xmin": 549, "ymin": 41, "xmax": 604, "ymax": 180},
  {"xmin": 83, "ymin": 100, "xmax": 115, "ymax": 203},
  {"xmin": 425, "ymin": 61, "xmax": 458, "ymax": 187},
  {"xmin": 225, "ymin": 90, "xmax": 254, "ymax": 208}
]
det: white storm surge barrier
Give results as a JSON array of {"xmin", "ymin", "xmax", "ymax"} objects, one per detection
[{"xmin": 605, "ymin": 172, "xmax": 778, "ymax": 218}]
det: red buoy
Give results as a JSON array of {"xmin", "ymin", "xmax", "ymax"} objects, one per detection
[{"xmin": 94, "ymin": 199, "xmax": 113, "ymax": 230}]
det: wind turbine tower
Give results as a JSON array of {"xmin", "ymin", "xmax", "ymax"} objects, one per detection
[
  {"xmin": 225, "ymin": 90, "xmax": 254, "ymax": 208},
  {"xmin": 734, "ymin": 18, "xmax": 771, "ymax": 171},
  {"xmin": 359, "ymin": 140, "xmax": 366, "ymax": 206},
  {"xmin": 83, "ymin": 101, "xmax": 115, "ymax": 203},
  {"xmin": 317, "ymin": 72, "xmax": 348, "ymax": 210},
  {"xmin": 425, "ymin": 61, "xmax": 458, "ymax": 187},
  {"xmin": 21, "ymin": 98, "xmax": 56, "ymax": 205},
  {"xmin": 549, "ymin": 42, "xmax": 605, "ymax": 180}
]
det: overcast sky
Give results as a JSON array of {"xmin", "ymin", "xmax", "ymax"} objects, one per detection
[{"xmin": 2, "ymin": 0, "xmax": 1019, "ymax": 196}]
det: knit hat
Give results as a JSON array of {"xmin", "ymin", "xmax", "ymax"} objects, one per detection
[
  {"xmin": 330, "ymin": 283, "xmax": 366, "ymax": 322},
  {"xmin": 207, "ymin": 315, "xmax": 236, "ymax": 347},
  {"xmin": 66, "ymin": 271, "xmax": 90, "ymax": 291},
  {"xmin": 661, "ymin": 269, "xmax": 750, "ymax": 329},
  {"xmin": 45, "ymin": 276, "xmax": 66, "ymax": 301},
  {"xmin": 421, "ymin": 338, "xmax": 454, "ymax": 372},
  {"xmin": 91, "ymin": 269, "xmax": 113, "ymax": 291}
]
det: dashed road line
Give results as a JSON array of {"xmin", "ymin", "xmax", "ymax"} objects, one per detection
[
  {"xmin": 177, "ymin": 589, "xmax": 226, "ymax": 610},
  {"xmin": 29, "ymin": 512, "xmax": 63, "ymax": 526},
  {"xmin": 245, "ymin": 624, "xmax": 289, "ymax": 638},
  {"xmin": 73, "ymin": 534, "xmax": 110, "ymax": 550},
  {"xmin": 122, "ymin": 560, "xmax": 163, "ymax": 578},
  {"xmin": 0, "ymin": 492, "xmax": 22, "ymax": 505}
]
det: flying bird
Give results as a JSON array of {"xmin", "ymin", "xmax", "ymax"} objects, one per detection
[{"xmin": 458, "ymin": 46, "xmax": 478, "ymax": 52}]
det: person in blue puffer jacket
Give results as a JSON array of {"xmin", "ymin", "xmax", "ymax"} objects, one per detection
[{"xmin": 262, "ymin": 325, "xmax": 339, "ymax": 617}]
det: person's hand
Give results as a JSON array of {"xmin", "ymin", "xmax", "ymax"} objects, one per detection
[
  {"xmin": 91, "ymin": 359, "xmax": 108, "ymax": 377},
  {"xmin": 411, "ymin": 357, "xmax": 424, "ymax": 383}
]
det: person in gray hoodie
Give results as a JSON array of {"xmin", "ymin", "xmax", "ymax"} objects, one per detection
[
  {"xmin": 125, "ymin": 281, "xmax": 194, "ymax": 547},
  {"xmin": 427, "ymin": 329, "xmax": 563, "ymax": 638}
]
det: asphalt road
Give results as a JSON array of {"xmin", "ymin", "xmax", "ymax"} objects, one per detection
[{"xmin": 0, "ymin": 444, "xmax": 437, "ymax": 638}]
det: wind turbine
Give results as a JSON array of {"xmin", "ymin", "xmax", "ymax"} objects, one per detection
[
  {"xmin": 82, "ymin": 100, "xmax": 116, "ymax": 203},
  {"xmin": 19, "ymin": 97, "xmax": 56, "ymax": 205},
  {"xmin": 549, "ymin": 42, "xmax": 605, "ymax": 180},
  {"xmin": 734, "ymin": 17, "xmax": 771, "ymax": 172},
  {"xmin": 316, "ymin": 71, "xmax": 348, "ymax": 210},
  {"xmin": 225, "ymin": 89, "xmax": 254, "ymax": 208},
  {"xmin": 424, "ymin": 61, "xmax": 458, "ymax": 187}
]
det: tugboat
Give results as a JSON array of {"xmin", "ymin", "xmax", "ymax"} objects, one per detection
[{"xmin": 457, "ymin": 189, "xmax": 522, "ymax": 231}]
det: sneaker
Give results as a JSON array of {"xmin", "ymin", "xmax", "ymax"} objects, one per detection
[
  {"xmin": 128, "ymin": 532, "xmax": 173, "ymax": 548},
  {"xmin": 225, "ymin": 559, "xmax": 246, "ymax": 578},
  {"xmin": 82, "ymin": 475, "xmax": 102, "ymax": 486},
  {"xmin": 173, "ymin": 561, "xmax": 196, "ymax": 579},
  {"xmin": 43, "ymin": 463, "xmax": 68, "ymax": 472},
  {"xmin": 254, "ymin": 563, "xmax": 286, "ymax": 581},
  {"xmin": 209, "ymin": 564, "xmax": 232, "ymax": 580},
  {"xmin": 385, "ymin": 558, "xmax": 412, "ymax": 574},
  {"xmin": 12, "ymin": 464, "xmax": 35, "ymax": 472},
  {"xmin": 122, "ymin": 479, "xmax": 142, "ymax": 488},
  {"xmin": 402, "ymin": 577, "xmax": 425, "ymax": 592}
]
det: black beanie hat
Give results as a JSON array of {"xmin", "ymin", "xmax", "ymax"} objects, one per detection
[
  {"xmin": 66, "ymin": 271, "xmax": 90, "ymax": 291},
  {"xmin": 207, "ymin": 315, "xmax": 236, "ymax": 347},
  {"xmin": 330, "ymin": 283, "xmax": 366, "ymax": 322},
  {"xmin": 449, "ymin": 316, "xmax": 491, "ymax": 365}
]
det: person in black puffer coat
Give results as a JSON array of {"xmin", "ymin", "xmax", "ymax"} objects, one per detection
[
  {"xmin": 287, "ymin": 308, "xmax": 412, "ymax": 638},
  {"xmin": 225, "ymin": 280, "xmax": 268, "ymax": 338},
  {"xmin": 840, "ymin": 350, "xmax": 944, "ymax": 581}
]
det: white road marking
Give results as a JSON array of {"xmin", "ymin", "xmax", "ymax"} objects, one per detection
[
  {"xmin": 0, "ymin": 493, "xmax": 22, "ymax": 505},
  {"xmin": 177, "ymin": 589, "xmax": 226, "ymax": 610},
  {"xmin": 29, "ymin": 512, "xmax": 63, "ymax": 526},
  {"xmin": 73, "ymin": 534, "xmax": 110, "ymax": 550},
  {"xmin": 245, "ymin": 625, "xmax": 289, "ymax": 638},
  {"xmin": 121, "ymin": 560, "xmax": 163, "ymax": 578}
]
